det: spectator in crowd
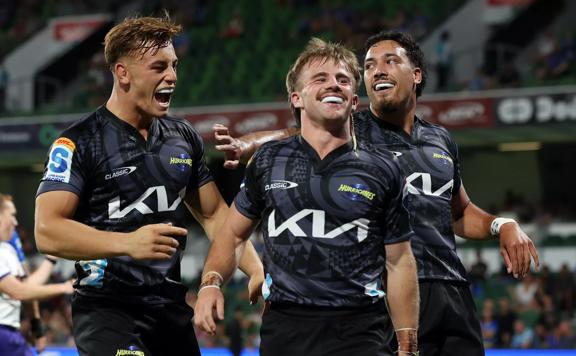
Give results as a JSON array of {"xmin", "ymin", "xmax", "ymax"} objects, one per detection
[
  {"xmin": 496, "ymin": 297, "xmax": 517, "ymax": 348},
  {"xmin": 511, "ymin": 320, "xmax": 534, "ymax": 349}
]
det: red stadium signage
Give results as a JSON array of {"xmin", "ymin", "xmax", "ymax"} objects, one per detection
[
  {"xmin": 52, "ymin": 17, "xmax": 108, "ymax": 42},
  {"xmin": 417, "ymin": 98, "xmax": 495, "ymax": 129}
]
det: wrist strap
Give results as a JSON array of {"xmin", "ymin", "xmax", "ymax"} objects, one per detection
[
  {"xmin": 490, "ymin": 217, "xmax": 516, "ymax": 237},
  {"xmin": 45, "ymin": 257, "xmax": 57, "ymax": 265}
]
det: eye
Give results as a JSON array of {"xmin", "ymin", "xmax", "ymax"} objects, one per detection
[
  {"xmin": 364, "ymin": 63, "xmax": 374, "ymax": 70},
  {"xmin": 338, "ymin": 77, "xmax": 350, "ymax": 85}
]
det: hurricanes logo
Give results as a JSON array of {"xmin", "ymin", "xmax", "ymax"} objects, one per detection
[
  {"xmin": 170, "ymin": 153, "xmax": 193, "ymax": 172},
  {"xmin": 116, "ymin": 345, "xmax": 145, "ymax": 356},
  {"xmin": 338, "ymin": 184, "xmax": 376, "ymax": 201},
  {"xmin": 432, "ymin": 151, "xmax": 453, "ymax": 165}
]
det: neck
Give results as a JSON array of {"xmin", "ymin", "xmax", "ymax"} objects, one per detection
[
  {"xmin": 300, "ymin": 115, "xmax": 350, "ymax": 159},
  {"xmin": 106, "ymin": 87, "xmax": 152, "ymax": 138},
  {"xmin": 370, "ymin": 95, "xmax": 417, "ymax": 135}
]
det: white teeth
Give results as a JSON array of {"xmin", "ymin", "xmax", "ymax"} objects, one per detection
[
  {"xmin": 375, "ymin": 83, "xmax": 394, "ymax": 91},
  {"xmin": 321, "ymin": 96, "xmax": 344, "ymax": 104},
  {"xmin": 156, "ymin": 88, "xmax": 174, "ymax": 94}
]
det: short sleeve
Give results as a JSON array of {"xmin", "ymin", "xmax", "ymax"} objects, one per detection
[
  {"xmin": 233, "ymin": 151, "xmax": 265, "ymax": 220},
  {"xmin": 380, "ymin": 160, "xmax": 414, "ymax": 245},
  {"xmin": 37, "ymin": 135, "xmax": 86, "ymax": 197}
]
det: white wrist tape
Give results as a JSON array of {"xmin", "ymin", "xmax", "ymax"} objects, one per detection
[{"xmin": 490, "ymin": 217, "xmax": 516, "ymax": 236}]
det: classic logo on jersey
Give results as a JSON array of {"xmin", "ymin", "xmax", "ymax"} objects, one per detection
[
  {"xmin": 43, "ymin": 137, "xmax": 75, "ymax": 183},
  {"xmin": 265, "ymin": 180, "xmax": 299, "ymax": 191},
  {"xmin": 169, "ymin": 153, "xmax": 193, "ymax": 172},
  {"xmin": 115, "ymin": 345, "xmax": 144, "ymax": 356},
  {"xmin": 405, "ymin": 172, "xmax": 453, "ymax": 197},
  {"xmin": 338, "ymin": 184, "xmax": 375, "ymax": 201},
  {"xmin": 105, "ymin": 166, "xmax": 137, "ymax": 180},
  {"xmin": 108, "ymin": 186, "xmax": 185, "ymax": 219},
  {"xmin": 391, "ymin": 151, "xmax": 403, "ymax": 157},
  {"xmin": 432, "ymin": 151, "xmax": 453, "ymax": 165},
  {"xmin": 268, "ymin": 209, "xmax": 369, "ymax": 242}
]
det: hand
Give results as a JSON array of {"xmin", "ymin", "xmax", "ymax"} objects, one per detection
[
  {"xmin": 194, "ymin": 287, "xmax": 225, "ymax": 335},
  {"xmin": 248, "ymin": 271, "xmax": 264, "ymax": 305},
  {"xmin": 61, "ymin": 279, "xmax": 75, "ymax": 294},
  {"xmin": 499, "ymin": 222, "xmax": 540, "ymax": 279},
  {"xmin": 35, "ymin": 335, "xmax": 47, "ymax": 353},
  {"xmin": 213, "ymin": 124, "xmax": 246, "ymax": 169},
  {"xmin": 126, "ymin": 224, "xmax": 186, "ymax": 260}
]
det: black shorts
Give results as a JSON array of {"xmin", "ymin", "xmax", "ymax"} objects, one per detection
[
  {"xmin": 71, "ymin": 293, "xmax": 200, "ymax": 356},
  {"xmin": 417, "ymin": 281, "xmax": 484, "ymax": 356},
  {"xmin": 260, "ymin": 301, "xmax": 393, "ymax": 356}
]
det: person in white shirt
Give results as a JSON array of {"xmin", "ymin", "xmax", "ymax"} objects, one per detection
[{"xmin": 0, "ymin": 193, "xmax": 73, "ymax": 356}]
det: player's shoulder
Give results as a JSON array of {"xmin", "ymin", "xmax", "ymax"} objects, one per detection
[
  {"xmin": 160, "ymin": 115, "xmax": 205, "ymax": 141},
  {"xmin": 58, "ymin": 108, "xmax": 106, "ymax": 140},
  {"xmin": 249, "ymin": 136, "xmax": 297, "ymax": 168},
  {"xmin": 417, "ymin": 116, "xmax": 453, "ymax": 138}
]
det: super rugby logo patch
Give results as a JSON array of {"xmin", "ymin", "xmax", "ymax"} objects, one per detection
[{"xmin": 43, "ymin": 137, "xmax": 75, "ymax": 183}]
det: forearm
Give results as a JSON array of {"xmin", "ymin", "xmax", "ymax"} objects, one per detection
[
  {"xmin": 202, "ymin": 232, "xmax": 243, "ymax": 284},
  {"xmin": 238, "ymin": 239, "xmax": 263, "ymax": 278},
  {"xmin": 386, "ymin": 254, "xmax": 419, "ymax": 330},
  {"xmin": 26, "ymin": 259, "xmax": 55, "ymax": 285},
  {"xmin": 238, "ymin": 127, "xmax": 299, "ymax": 163},
  {"xmin": 35, "ymin": 217, "xmax": 127, "ymax": 260},
  {"xmin": 7, "ymin": 281, "xmax": 69, "ymax": 302},
  {"xmin": 453, "ymin": 202, "xmax": 496, "ymax": 240}
]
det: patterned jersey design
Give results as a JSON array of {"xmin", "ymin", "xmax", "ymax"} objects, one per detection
[
  {"xmin": 37, "ymin": 106, "xmax": 212, "ymax": 304},
  {"xmin": 354, "ymin": 109, "xmax": 468, "ymax": 283},
  {"xmin": 235, "ymin": 136, "xmax": 413, "ymax": 307}
]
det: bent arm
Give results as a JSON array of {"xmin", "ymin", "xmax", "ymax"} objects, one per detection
[
  {"xmin": 451, "ymin": 185, "xmax": 539, "ymax": 278},
  {"xmin": 185, "ymin": 182, "xmax": 263, "ymax": 278},
  {"xmin": 35, "ymin": 191, "xmax": 128, "ymax": 259},
  {"xmin": 214, "ymin": 124, "xmax": 300, "ymax": 168},
  {"xmin": 35, "ymin": 191, "xmax": 183, "ymax": 261},
  {"xmin": 0, "ymin": 274, "xmax": 71, "ymax": 301},
  {"xmin": 385, "ymin": 240, "xmax": 419, "ymax": 353},
  {"xmin": 25, "ymin": 258, "xmax": 57, "ymax": 285}
]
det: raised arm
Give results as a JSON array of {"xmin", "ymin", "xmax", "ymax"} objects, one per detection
[
  {"xmin": 385, "ymin": 240, "xmax": 419, "ymax": 355},
  {"xmin": 193, "ymin": 203, "xmax": 259, "ymax": 334},
  {"xmin": 451, "ymin": 184, "xmax": 539, "ymax": 278},
  {"xmin": 35, "ymin": 191, "xmax": 184, "ymax": 260},
  {"xmin": 213, "ymin": 124, "xmax": 299, "ymax": 169}
]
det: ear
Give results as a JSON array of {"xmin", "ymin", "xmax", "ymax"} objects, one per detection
[
  {"xmin": 413, "ymin": 67, "xmax": 422, "ymax": 85},
  {"xmin": 290, "ymin": 91, "xmax": 303, "ymax": 109},
  {"xmin": 114, "ymin": 62, "xmax": 130, "ymax": 85},
  {"xmin": 351, "ymin": 94, "xmax": 359, "ymax": 111}
]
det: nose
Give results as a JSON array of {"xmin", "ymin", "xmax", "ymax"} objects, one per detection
[
  {"xmin": 166, "ymin": 67, "xmax": 177, "ymax": 84},
  {"xmin": 373, "ymin": 61, "xmax": 388, "ymax": 78}
]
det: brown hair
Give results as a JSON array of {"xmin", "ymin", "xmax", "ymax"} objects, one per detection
[
  {"xmin": 104, "ymin": 14, "xmax": 182, "ymax": 70},
  {"xmin": 0, "ymin": 193, "xmax": 12, "ymax": 213},
  {"xmin": 286, "ymin": 38, "xmax": 362, "ymax": 123}
]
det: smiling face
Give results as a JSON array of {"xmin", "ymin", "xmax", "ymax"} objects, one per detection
[
  {"xmin": 364, "ymin": 40, "xmax": 422, "ymax": 114},
  {"xmin": 291, "ymin": 58, "xmax": 358, "ymax": 127},
  {"xmin": 117, "ymin": 43, "xmax": 178, "ymax": 119}
]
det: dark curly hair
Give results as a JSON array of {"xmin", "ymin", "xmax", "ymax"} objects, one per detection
[{"xmin": 364, "ymin": 31, "xmax": 427, "ymax": 97}]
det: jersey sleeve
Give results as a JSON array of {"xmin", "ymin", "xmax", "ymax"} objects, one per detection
[
  {"xmin": 379, "ymin": 158, "xmax": 414, "ymax": 245},
  {"xmin": 445, "ymin": 130, "xmax": 462, "ymax": 194},
  {"xmin": 233, "ymin": 149, "xmax": 266, "ymax": 220},
  {"xmin": 186, "ymin": 126, "xmax": 213, "ymax": 189},
  {"xmin": 36, "ymin": 132, "xmax": 87, "ymax": 197}
]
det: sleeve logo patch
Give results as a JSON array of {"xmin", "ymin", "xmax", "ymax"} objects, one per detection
[{"xmin": 43, "ymin": 137, "xmax": 75, "ymax": 183}]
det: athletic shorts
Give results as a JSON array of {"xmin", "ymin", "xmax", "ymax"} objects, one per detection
[
  {"xmin": 71, "ymin": 293, "xmax": 200, "ymax": 356},
  {"xmin": 260, "ymin": 300, "xmax": 393, "ymax": 356},
  {"xmin": 0, "ymin": 325, "xmax": 35, "ymax": 356},
  {"xmin": 417, "ymin": 281, "xmax": 484, "ymax": 356}
]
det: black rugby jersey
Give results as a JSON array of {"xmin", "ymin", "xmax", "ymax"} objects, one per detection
[
  {"xmin": 354, "ymin": 109, "xmax": 467, "ymax": 283},
  {"xmin": 235, "ymin": 136, "xmax": 413, "ymax": 308},
  {"xmin": 37, "ymin": 106, "xmax": 212, "ymax": 304}
]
